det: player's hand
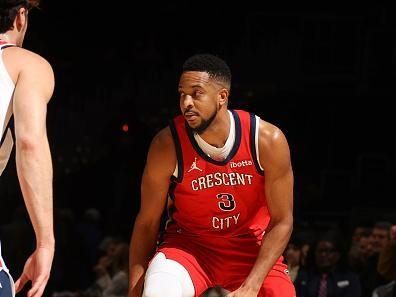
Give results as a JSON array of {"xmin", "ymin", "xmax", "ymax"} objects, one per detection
[
  {"xmin": 14, "ymin": 246, "xmax": 55, "ymax": 297},
  {"xmin": 226, "ymin": 286, "xmax": 259, "ymax": 297}
]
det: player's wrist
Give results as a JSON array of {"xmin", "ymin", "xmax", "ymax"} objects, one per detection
[
  {"xmin": 36, "ymin": 237, "xmax": 55, "ymax": 250},
  {"xmin": 241, "ymin": 278, "xmax": 262, "ymax": 293},
  {"xmin": 35, "ymin": 226, "xmax": 55, "ymax": 247}
]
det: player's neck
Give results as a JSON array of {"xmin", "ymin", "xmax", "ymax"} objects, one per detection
[{"xmin": 198, "ymin": 109, "xmax": 230, "ymax": 148}]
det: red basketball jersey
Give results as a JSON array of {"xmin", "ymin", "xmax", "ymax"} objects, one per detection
[{"xmin": 166, "ymin": 109, "xmax": 269, "ymax": 241}]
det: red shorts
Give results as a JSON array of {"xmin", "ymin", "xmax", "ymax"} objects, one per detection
[{"xmin": 157, "ymin": 234, "xmax": 295, "ymax": 297}]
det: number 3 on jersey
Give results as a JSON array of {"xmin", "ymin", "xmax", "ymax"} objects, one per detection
[{"xmin": 217, "ymin": 193, "xmax": 236, "ymax": 211}]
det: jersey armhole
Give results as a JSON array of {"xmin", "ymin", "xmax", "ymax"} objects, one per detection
[
  {"xmin": 169, "ymin": 119, "xmax": 184, "ymax": 183},
  {"xmin": 0, "ymin": 115, "xmax": 13, "ymax": 147},
  {"xmin": 0, "ymin": 45, "xmax": 16, "ymax": 87},
  {"xmin": 249, "ymin": 113, "xmax": 264, "ymax": 175}
]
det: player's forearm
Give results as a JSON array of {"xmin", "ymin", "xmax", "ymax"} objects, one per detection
[
  {"xmin": 242, "ymin": 219, "xmax": 293, "ymax": 292},
  {"xmin": 16, "ymin": 137, "xmax": 54, "ymax": 248},
  {"xmin": 129, "ymin": 216, "xmax": 159, "ymax": 296}
]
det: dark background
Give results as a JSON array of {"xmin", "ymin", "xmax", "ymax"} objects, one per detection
[{"xmin": 0, "ymin": 2, "xmax": 395, "ymax": 294}]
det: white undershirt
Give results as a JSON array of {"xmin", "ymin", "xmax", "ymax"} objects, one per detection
[{"xmin": 194, "ymin": 110, "xmax": 234, "ymax": 161}]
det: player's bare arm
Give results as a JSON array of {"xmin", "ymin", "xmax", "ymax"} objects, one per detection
[
  {"xmin": 4, "ymin": 47, "xmax": 55, "ymax": 297},
  {"xmin": 128, "ymin": 127, "xmax": 176, "ymax": 297},
  {"xmin": 228, "ymin": 120, "xmax": 293, "ymax": 297}
]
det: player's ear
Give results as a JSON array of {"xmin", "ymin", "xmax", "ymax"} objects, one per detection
[
  {"xmin": 218, "ymin": 88, "xmax": 229, "ymax": 107},
  {"xmin": 15, "ymin": 7, "xmax": 28, "ymax": 32}
]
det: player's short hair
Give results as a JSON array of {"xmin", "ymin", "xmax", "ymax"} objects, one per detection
[
  {"xmin": 0, "ymin": 0, "xmax": 39, "ymax": 33},
  {"xmin": 182, "ymin": 54, "xmax": 231, "ymax": 89}
]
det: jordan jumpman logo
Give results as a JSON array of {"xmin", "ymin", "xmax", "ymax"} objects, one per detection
[{"xmin": 188, "ymin": 157, "xmax": 203, "ymax": 172}]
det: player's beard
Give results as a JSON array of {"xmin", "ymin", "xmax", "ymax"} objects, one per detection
[{"xmin": 192, "ymin": 107, "xmax": 218, "ymax": 134}]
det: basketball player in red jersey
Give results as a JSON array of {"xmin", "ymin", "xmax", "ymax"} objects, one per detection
[
  {"xmin": 0, "ymin": 1, "xmax": 54, "ymax": 296},
  {"xmin": 128, "ymin": 54, "xmax": 295, "ymax": 297}
]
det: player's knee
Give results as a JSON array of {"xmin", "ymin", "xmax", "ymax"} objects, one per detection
[{"xmin": 143, "ymin": 273, "xmax": 183, "ymax": 297}]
